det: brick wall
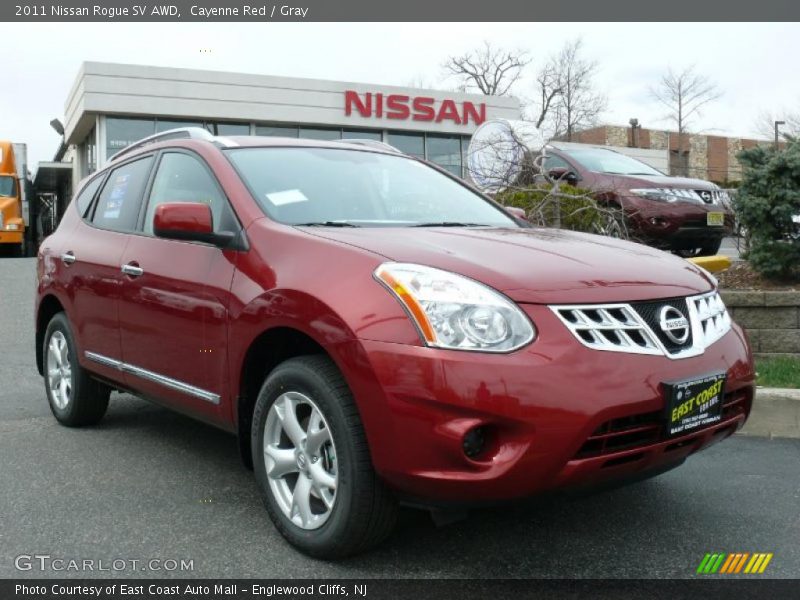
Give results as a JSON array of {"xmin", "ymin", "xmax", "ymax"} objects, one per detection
[
  {"xmin": 606, "ymin": 126, "xmax": 628, "ymax": 147},
  {"xmin": 721, "ymin": 291, "xmax": 800, "ymax": 359},
  {"xmin": 570, "ymin": 127, "xmax": 608, "ymax": 145},
  {"xmin": 707, "ymin": 136, "xmax": 728, "ymax": 183}
]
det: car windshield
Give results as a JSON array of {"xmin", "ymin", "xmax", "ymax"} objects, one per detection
[
  {"xmin": 226, "ymin": 147, "xmax": 517, "ymax": 228},
  {"xmin": 560, "ymin": 147, "xmax": 664, "ymax": 176},
  {"xmin": 0, "ymin": 176, "xmax": 16, "ymax": 197}
]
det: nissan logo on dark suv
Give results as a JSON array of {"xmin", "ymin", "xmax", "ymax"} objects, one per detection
[{"xmin": 659, "ymin": 306, "xmax": 690, "ymax": 344}]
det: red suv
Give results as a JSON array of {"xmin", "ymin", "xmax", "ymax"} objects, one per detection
[
  {"xmin": 544, "ymin": 145, "xmax": 734, "ymax": 256},
  {"xmin": 35, "ymin": 129, "xmax": 754, "ymax": 558}
]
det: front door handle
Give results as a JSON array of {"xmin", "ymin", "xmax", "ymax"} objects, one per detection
[
  {"xmin": 121, "ymin": 263, "xmax": 144, "ymax": 278},
  {"xmin": 61, "ymin": 251, "xmax": 76, "ymax": 265}
]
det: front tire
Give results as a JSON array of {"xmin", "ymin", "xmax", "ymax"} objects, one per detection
[
  {"xmin": 252, "ymin": 355, "xmax": 397, "ymax": 558},
  {"xmin": 43, "ymin": 312, "xmax": 110, "ymax": 426}
]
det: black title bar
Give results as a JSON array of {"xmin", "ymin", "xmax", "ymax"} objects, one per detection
[
  {"xmin": 4, "ymin": 0, "xmax": 800, "ymax": 22},
  {"xmin": 4, "ymin": 579, "xmax": 800, "ymax": 600}
]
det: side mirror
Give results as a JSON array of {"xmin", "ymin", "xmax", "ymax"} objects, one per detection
[
  {"xmin": 153, "ymin": 202, "xmax": 225, "ymax": 245},
  {"xmin": 506, "ymin": 206, "xmax": 529, "ymax": 222},
  {"xmin": 548, "ymin": 167, "xmax": 578, "ymax": 184}
]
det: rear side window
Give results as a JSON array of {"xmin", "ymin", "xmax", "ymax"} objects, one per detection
[
  {"xmin": 92, "ymin": 157, "xmax": 153, "ymax": 232},
  {"xmin": 74, "ymin": 176, "xmax": 104, "ymax": 217}
]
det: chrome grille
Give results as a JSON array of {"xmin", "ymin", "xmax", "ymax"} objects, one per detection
[
  {"xmin": 551, "ymin": 291, "xmax": 732, "ymax": 359},
  {"xmin": 553, "ymin": 305, "xmax": 661, "ymax": 355},
  {"xmin": 690, "ymin": 292, "xmax": 731, "ymax": 347}
]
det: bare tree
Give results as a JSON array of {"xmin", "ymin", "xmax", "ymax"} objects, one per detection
[
  {"xmin": 544, "ymin": 39, "xmax": 607, "ymax": 141},
  {"xmin": 530, "ymin": 63, "xmax": 562, "ymax": 129},
  {"xmin": 443, "ymin": 41, "xmax": 530, "ymax": 96},
  {"xmin": 651, "ymin": 66, "xmax": 722, "ymax": 174}
]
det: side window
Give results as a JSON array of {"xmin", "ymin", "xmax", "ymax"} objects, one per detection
[
  {"xmin": 92, "ymin": 157, "xmax": 154, "ymax": 232},
  {"xmin": 143, "ymin": 152, "xmax": 234, "ymax": 235},
  {"xmin": 74, "ymin": 175, "xmax": 104, "ymax": 218},
  {"xmin": 544, "ymin": 154, "xmax": 572, "ymax": 172}
]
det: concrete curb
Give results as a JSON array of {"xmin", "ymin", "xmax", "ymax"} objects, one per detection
[{"xmin": 738, "ymin": 387, "xmax": 800, "ymax": 439}]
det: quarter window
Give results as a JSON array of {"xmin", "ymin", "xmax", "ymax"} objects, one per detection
[
  {"xmin": 144, "ymin": 152, "xmax": 234, "ymax": 235},
  {"xmin": 91, "ymin": 157, "xmax": 154, "ymax": 232},
  {"xmin": 74, "ymin": 175, "xmax": 104, "ymax": 218}
]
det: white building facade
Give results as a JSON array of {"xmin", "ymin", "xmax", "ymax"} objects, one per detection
[{"xmin": 64, "ymin": 62, "xmax": 522, "ymax": 189}]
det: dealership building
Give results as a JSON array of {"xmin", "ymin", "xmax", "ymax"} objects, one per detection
[{"xmin": 60, "ymin": 61, "xmax": 521, "ymax": 190}]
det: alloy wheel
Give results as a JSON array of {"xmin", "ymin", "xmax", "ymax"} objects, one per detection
[
  {"xmin": 263, "ymin": 391, "xmax": 338, "ymax": 530},
  {"xmin": 47, "ymin": 331, "xmax": 72, "ymax": 410}
]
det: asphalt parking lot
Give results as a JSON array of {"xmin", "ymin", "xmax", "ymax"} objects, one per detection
[{"xmin": 1, "ymin": 256, "xmax": 798, "ymax": 579}]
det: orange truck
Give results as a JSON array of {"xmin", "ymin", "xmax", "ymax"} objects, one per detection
[{"xmin": 0, "ymin": 141, "xmax": 29, "ymax": 256}]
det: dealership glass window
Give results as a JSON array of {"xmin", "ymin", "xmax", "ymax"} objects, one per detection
[
  {"xmin": 155, "ymin": 119, "xmax": 205, "ymax": 133},
  {"xmin": 105, "ymin": 117, "xmax": 156, "ymax": 159},
  {"xmin": 342, "ymin": 129, "xmax": 382, "ymax": 141},
  {"xmin": 207, "ymin": 122, "xmax": 251, "ymax": 136},
  {"xmin": 256, "ymin": 125, "xmax": 299, "ymax": 138},
  {"xmin": 387, "ymin": 132, "xmax": 424, "ymax": 159},
  {"xmin": 91, "ymin": 156, "xmax": 154, "ymax": 232},
  {"xmin": 299, "ymin": 127, "xmax": 342, "ymax": 141},
  {"xmin": 426, "ymin": 134, "xmax": 462, "ymax": 176}
]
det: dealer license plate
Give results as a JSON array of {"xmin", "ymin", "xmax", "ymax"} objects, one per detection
[
  {"xmin": 707, "ymin": 212, "xmax": 725, "ymax": 226},
  {"xmin": 664, "ymin": 373, "xmax": 726, "ymax": 437}
]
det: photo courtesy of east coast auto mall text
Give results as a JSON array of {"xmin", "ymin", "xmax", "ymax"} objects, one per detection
[{"xmin": 1, "ymin": 1, "xmax": 799, "ymax": 598}]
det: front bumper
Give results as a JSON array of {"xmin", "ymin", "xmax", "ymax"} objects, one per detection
[
  {"xmin": 350, "ymin": 304, "xmax": 754, "ymax": 503},
  {"xmin": 619, "ymin": 196, "xmax": 733, "ymax": 247},
  {"xmin": 0, "ymin": 231, "xmax": 23, "ymax": 244}
]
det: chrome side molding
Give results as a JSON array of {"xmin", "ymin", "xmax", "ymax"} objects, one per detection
[{"xmin": 84, "ymin": 351, "xmax": 221, "ymax": 405}]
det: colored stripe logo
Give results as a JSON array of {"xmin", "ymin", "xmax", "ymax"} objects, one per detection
[{"xmin": 697, "ymin": 553, "xmax": 773, "ymax": 574}]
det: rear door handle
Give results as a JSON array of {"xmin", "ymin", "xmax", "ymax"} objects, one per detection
[
  {"xmin": 61, "ymin": 252, "xmax": 76, "ymax": 265},
  {"xmin": 121, "ymin": 263, "xmax": 144, "ymax": 278}
]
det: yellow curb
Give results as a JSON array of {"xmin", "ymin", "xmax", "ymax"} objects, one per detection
[{"xmin": 688, "ymin": 254, "xmax": 732, "ymax": 274}]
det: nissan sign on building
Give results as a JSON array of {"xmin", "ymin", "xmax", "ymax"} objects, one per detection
[{"xmin": 62, "ymin": 62, "xmax": 521, "ymax": 188}]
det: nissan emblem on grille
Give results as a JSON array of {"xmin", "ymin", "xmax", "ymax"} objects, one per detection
[{"xmin": 658, "ymin": 306, "xmax": 690, "ymax": 344}]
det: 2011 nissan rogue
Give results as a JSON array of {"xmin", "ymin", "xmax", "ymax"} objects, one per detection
[{"xmin": 35, "ymin": 128, "xmax": 755, "ymax": 558}]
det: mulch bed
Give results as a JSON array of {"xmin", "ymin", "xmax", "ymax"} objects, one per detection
[{"xmin": 718, "ymin": 261, "xmax": 800, "ymax": 291}]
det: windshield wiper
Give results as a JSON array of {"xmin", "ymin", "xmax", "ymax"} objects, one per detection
[
  {"xmin": 294, "ymin": 221, "xmax": 361, "ymax": 227},
  {"xmin": 412, "ymin": 222, "xmax": 487, "ymax": 227}
]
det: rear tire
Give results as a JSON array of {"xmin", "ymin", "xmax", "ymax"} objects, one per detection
[
  {"xmin": 698, "ymin": 238, "xmax": 723, "ymax": 256},
  {"xmin": 252, "ymin": 355, "xmax": 397, "ymax": 558},
  {"xmin": 43, "ymin": 312, "xmax": 110, "ymax": 426}
]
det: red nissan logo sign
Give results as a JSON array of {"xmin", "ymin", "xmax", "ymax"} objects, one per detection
[{"xmin": 344, "ymin": 90, "xmax": 486, "ymax": 126}]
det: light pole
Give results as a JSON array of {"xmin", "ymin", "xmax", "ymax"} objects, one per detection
[{"xmin": 775, "ymin": 120, "xmax": 785, "ymax": 148}]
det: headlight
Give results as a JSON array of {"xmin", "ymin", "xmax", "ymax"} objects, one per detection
[
  {"xmin": 629, "ymin": 188, "xmax": 698, "ymax": 204},
  {"xmin": 5, "ymin": 223, "xmax": 20, "ymax": 231},
  {"xmin": 374, "ymin": 263, "xmax": 535, "ymax": 352}
]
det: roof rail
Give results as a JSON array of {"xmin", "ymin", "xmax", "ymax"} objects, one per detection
[
  {"xmin": 337, "ymin": 139, "xmax": 403, "ymax": 154},
  {"xmin": 110, "ymin": 127, "xmax": 215, "ymax": 162}
]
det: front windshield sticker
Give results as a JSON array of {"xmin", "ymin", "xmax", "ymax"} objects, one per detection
[{"xmin": 266, "ymin": 189, "xmax": 310, "ymax": 206}]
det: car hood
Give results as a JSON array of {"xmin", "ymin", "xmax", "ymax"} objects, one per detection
[
  {"xmin": 608, "ymin": 173, "xmax": 717, "ymax": 190},
  {"xmin": 301, "ymin": 226, "xmax": 715, "ymax": 304}
]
